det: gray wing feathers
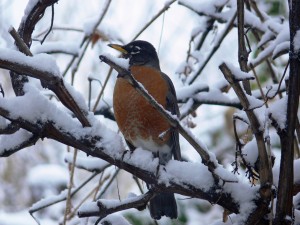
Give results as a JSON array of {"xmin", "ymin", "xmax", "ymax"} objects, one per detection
[{"xmin": 161, "ymin": 73, "xmax": 181, "ymax": 161}]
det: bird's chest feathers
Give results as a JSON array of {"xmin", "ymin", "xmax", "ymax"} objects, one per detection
[{"xmin": 113, "ymin": 65, "xmax": 170, "ymax": 146}]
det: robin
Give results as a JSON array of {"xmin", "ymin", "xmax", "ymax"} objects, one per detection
[{"xmin": 108, "ymin": 40, "xmax": 181, "ymax": 220}]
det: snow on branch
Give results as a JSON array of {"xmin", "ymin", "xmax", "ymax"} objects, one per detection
[
  {"xmin": 31, "ymin": 41, "xmax": 80, "ymax": 56},
  {"xmin": 64, "ymin": 153, "xmax": 111, "ymax": 172},
  {"xmin": 29, "ymin": 172, "xmax": 99, "ymax": 215},
  {"xmin": 0, "ymin": 90, "xmax": 245, "ymax": 215},
  {"xmin": 219, "ymin": 62, "xmax": 272, "ymax": 196},
  {"xmin": 78, "ymin": 192, "xmax": 153, "ymax": 218},
  {"xmin": 179, "ymin": 0, "xmax": 265, "ymax": 33},
  {"xmin": 0, "ymin": 129, "xmax": 39, "ymax": 157},
  {"xmin": 176, "ymin": 82, "xmax": 209, "ymax": 101},
  {"xmin": 9, "ymin": 0, "xmax": 58, "ymax": 96},
  {"xmin": 249, "ymin": 23, "xmax": 289, "ymax": 68},
  {"xmin": 0, "ymin": 47, "xmax": 91, "ymax": 127}
]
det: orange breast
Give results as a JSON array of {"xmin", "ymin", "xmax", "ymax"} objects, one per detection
[{"xmin": 113, "ymin": 65, "xmax": 171, "ymax": 149}]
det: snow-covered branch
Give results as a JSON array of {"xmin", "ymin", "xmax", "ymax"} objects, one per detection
[
  {"xmin": 9, "ymin": 0, "xmax": 59, "ymax": 96},
  {"xmin": 78, "ymin": 192, "xmax": 153, "ymax": 218},
  {"xmin": 0, "ymin": 48, "xmax": 90, "ymax": 127},
  {"xmin": 0, "ymin": 89, "xmax": 243, "ymax": 215},
  {"xmin": 219, "ymin": 62, "xmax": 273, "ymax": 223}
]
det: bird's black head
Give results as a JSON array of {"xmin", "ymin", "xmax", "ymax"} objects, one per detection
[{"xmin": 108, "ymin": 40, "xmax": 160, "ymax": 68}]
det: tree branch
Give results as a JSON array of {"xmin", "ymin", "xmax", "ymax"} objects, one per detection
[
  {"xmin": 10, "ymin": 0, "xmax": 58, "ymax": 96},
  {"xmin": 78, "ymin": 191, "xmax": 154, "ymax": 218},
  {"xmin": 274, "ymin": 1, "xmax": 300, "ymax": 224},
  {"xmin": 0, "ymin": 99, "xmax": 241, "ymax": 214},
  {"xmin": 219, "ymin": 62, "xmax": 273, "ymax": 223},
  {"xmin": 0, "ymin": 49, "xmax": 90, "ymax": 127},
  {"xmin": 237, "ymin": 0, "xmax": 251, "ymax": 95}
]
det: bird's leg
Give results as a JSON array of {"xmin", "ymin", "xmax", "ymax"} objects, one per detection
[
  {"xmin": 121, "ymin": 150, "xmax": 128, "ymax": 161},
  {"xmin": 153, "ymin": 152, "xmax": 161, "ymax": 179},
  {"xmin": 121, "ymin": 141, "xmax": 135, "ymax": 160},
  {"xmin": 121, "ymin": 148, "xmax": 134, "ymax": 161}
]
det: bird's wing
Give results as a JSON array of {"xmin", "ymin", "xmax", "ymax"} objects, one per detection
[{"xmin": 161, "ymin": 73, "xmax": 181, "ymax": 161}]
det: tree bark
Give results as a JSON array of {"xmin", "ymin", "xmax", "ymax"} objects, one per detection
[{"xmin": 274, "ymin": 1, "xmax": 300, "ymax": 224}]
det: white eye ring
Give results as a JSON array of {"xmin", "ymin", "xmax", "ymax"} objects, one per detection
[{"xmin": 130, "ymin": 46, "xmax": 141, "ymax": 55}]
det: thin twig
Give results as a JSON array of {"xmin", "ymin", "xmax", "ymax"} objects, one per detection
[
  {"xmin": 35, "ymin": 26, "xmax": 83, "ymax": 38},
  {"xmin": 62, "ymin": 0, "xmax": 112, "ymax": 77},
  {"xmin": 40, "ymin": 4, "xmax": 54, "ymax": 44},
  {"xmin": 131, "ymin": 0, "xmax": 176, "ymax": 41},
  {"xmin": 9, "ymin": 27, "xmax": 32, "ymax": 56},
  {"xmin": 63, "ymin": 148, "xmax": 78, "ymax": 225},
  {"xmin": 250, "ymin": 64, "xmax": 268, "ymax": 107},
  {"xmin": 237, "ymin": 0, "xmax": 251, "ymax": 95},
  {"xmin": 92, "ymin": 67, "xmax": 113, "ymax": 112},
  {"xmin": 188, "ymin": 11, "xmax": 237, "ymax": 84},
  {"xmin": 29, "ymin": 172, "xmax": 99, "ymax": 214},
  {"xmin": 67, "ymin": 174, "xmax": 110, "ymax": 220},
  {"xmin": 96, "ymin": 168, "xmax": 120, "ymax": 199},
  {"xmin": 219, "ymin": 62, "xmax": 272, "ymax": 187}
]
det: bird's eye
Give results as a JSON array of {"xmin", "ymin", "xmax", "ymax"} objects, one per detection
[{"xmin": 130, "ymin": 46, "xmax": 141, "ymax": 55}]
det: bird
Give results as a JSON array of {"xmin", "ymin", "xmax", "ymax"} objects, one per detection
[{"xmin": 108, "ymin": 40, "xmax": 181, "ymax": 220}]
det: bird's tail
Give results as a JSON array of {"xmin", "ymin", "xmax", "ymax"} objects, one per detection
[{"xmin": 149, "ymin": 192, "xmax": 177, "ymax": 220}]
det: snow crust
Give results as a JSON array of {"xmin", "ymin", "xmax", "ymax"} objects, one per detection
[
  {"xmin": 177, "ymin": 82, "xmax": 208, "ymax": 100},
  {"xmin": 64, "ymin": 153, "xmax": 110, "ymax": 171},
  {"xmin": 0, "ymin": 83, "xmax": 123, "ymax": 154},
  {"xmin": 243, "ymin": 138, "xmax": 258, "ymax": 167},
  {"xmin": 162, "ymin": 160, "xmax": 214, "ymax": 190},
  {"xmin": 226, "ymin": 62, "xmax": 255, "ymax": 81},
  {"xmin": 101, "ymin": 53, "xmax": 129, "ymax": 70},
  {"xmin": 0, "ymin": 47, "xmax": 60, "ymax": 77},
  {"xmin": 0, "ymin": 129, "xmax": 32, "ymax": 155},
  {"xmin": 294, "ymin": 30, "xmax": 300, "ymax": 52},
  {"xmin": 267, "ymin": 96, "xmax": 288, "ymax": 130},
  {"xmin": 32, "ymin": 41, "xmax": 80, "ymax": 55},
  {"xmin": 27, "ymin": 164, "xmax": 68, "ymax": 187}
]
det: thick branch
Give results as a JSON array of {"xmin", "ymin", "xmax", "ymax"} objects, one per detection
[
  {"xmin": 10, "ymin": 0, "xmax": 58, "ymax": 96},
  {"xmin": 219, "ymin": 63, "xmax": 273, "ymax": 222},
  {"xmin": 0, "ymin": 102, "xmax": 240, "ymax": 214},
  {"xmin": 78, "ymin": 192, "xmax": 154, "ymax": 218},
  {"xmin": 0, "ymin": 133, "xmax": 39, "ymax": 157},
  {"xmin": 274, "ymin": 1, "xmax": 300, "ymax": 224},
  {"xmin": 0, "ymin": 51, "xmax": 90, "ymax": 127},
  {"xmin": 219, "ymin": 62, "xmax": 272, "ymax": 186}
]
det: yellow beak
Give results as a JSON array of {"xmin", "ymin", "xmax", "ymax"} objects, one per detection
[{"xmin": 108, "ymin": 44, "xmax": 128, "ymax": 54}]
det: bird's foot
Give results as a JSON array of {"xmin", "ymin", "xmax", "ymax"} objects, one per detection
[
  {"xmin": 155, "ymin": 163, "xmax": 160, "ymax": 179},
  {"xmin": 121, "ymin": 149, "xmax": 134, "ymax": 161}
]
